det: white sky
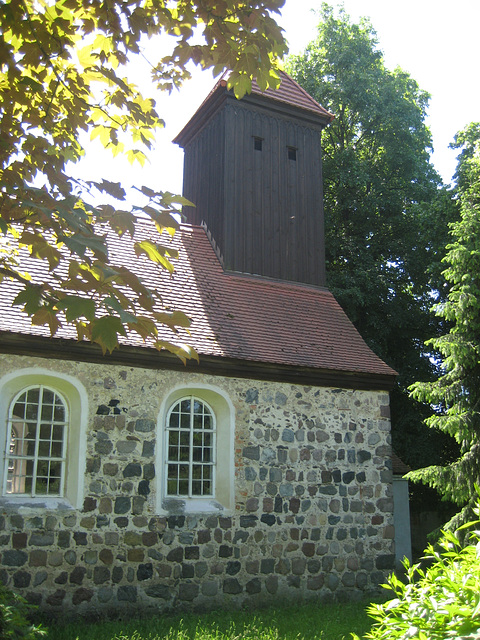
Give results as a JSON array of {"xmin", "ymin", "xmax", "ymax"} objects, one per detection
[{"xmin": 74, "ymin": 0, "xmax": 480, "ymax": 198}]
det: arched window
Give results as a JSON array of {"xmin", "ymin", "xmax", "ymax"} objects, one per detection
[
  {"xmin": 158, "ymin": 385, "xmax": 234, "ymax": 515},
  {"xmin": 165, "ymin": 397, "xmax": 216, "ymax": 498},
  {"xmin": 0, "ymin": 369, "xmax": 87, "ymax": 508},
  {"xmin": 4, "ymin": 386, "xmax": 68, "ymax": 497}
]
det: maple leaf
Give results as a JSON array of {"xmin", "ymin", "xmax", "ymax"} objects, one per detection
[{"xmin": 91, "ymin": 316, "xmax": 127, "ymax": 354}]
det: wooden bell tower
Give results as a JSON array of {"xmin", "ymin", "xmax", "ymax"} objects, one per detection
[{"xmin": 174, "ymin": 71, "xmax": 334, "ymax": 287}]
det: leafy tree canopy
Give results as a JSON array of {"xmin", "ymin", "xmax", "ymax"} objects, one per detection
[
  {"xmin": 286, "ymin": 4, "xmax": 457, "ymax": 470},
  {"xmin": 0, "ymin": 0, "xmax": 287, "ymax": 357},
  {"xmin": 409, "ymin": 123, "xmax": 480, "ymax": 528}
]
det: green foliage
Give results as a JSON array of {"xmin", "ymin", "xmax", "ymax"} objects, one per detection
[
  {"xmin": 0, "ymin": 0, "xmax": 287, "ymax": 355},
  {"xmin": 0, "ymin": 584, "xmax": 46, "ymax": 640},
  {"xmin": 46, "ymin": 601, "xmax": 372, "ymax": 640},
  {"xmin": 409, "ymin": 123, "xmax": 480, "ymax": 527},
  {"xmin": 286, "ymin": 4, "xmax": 457, "ymax": 471},
  {"xmin": 353, "ymin": 503, "xmax": 480, "ymax": 640}
]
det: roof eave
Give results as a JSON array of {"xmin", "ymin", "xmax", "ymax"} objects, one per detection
[
  {"xmin": 173, "ymin": 80, "xmax": 228, "ymax": 148},
  {"xmin": 235, "ymin": 91, "xmax": 333, "ymax": 129},
  {"xmin": 0, "ymin": 332, "xmax": 397, "ymax": 391}
]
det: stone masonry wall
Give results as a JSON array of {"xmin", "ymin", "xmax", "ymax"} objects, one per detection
[{"xmin": 0, "ymin": 354, "xmax": 394, "ymax": 617}]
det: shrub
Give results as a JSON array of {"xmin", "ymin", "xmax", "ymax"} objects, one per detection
[
  {"xmin": 353, "ymin": 504, "xmax": 480, "ymax": 640},
  {"xmin": 0, "ymin": 584, "xmax": 46, "ymax": 640}
]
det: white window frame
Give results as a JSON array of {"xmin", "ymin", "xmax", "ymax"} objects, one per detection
[
  {"xmin": 157, "ymin": 384, "xmax": 235, "ymax": 515},
  {"xmin": 165, "ymin": 396, "xmax": 216, "ymax": 499},
  {"xmin": 4, "ymin": 385, "xmax": 68, "ymax": 498},
  {"xmin": 0, "ymin": 368, "xmax": 88, "ymax": 509}
]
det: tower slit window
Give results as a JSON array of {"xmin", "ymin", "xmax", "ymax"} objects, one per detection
[
  {"xmin": 254, "ymin": 137, "xmax": 263, "ymax": 151},
  {"xmin": 287, "ymin": 146, "xmax": 297, "ymax": 161}
]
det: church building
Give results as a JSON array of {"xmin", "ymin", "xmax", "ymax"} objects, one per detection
[{"xmin": 0, "ymin": 72, "xmax": 396, "ymax": 616}]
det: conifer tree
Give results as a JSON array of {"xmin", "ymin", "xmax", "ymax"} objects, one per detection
[{"xmin": 410, "ymin": 123, "xmax": 480, "ymax": 528}]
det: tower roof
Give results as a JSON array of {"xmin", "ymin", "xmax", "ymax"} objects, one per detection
[{"xmin": 174, "ymin": 70, "xmax": 334, "ymax": 148}]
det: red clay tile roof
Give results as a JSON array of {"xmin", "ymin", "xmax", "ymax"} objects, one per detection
[
  {"xmin": 249, "ymin": 70, "xmax": 334, "ymax": 121},
  {"xmin": 0, "ymin": 222, "xmax": 395, "ymax": 381}
]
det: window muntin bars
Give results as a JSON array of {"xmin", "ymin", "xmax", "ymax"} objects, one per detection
[
  {"xmin": 165, "ymin": 396, "xmax": 216, "ymax": 498},
  {"xmin": 4, "ymin": 385, "xmax": 68, "ymax": 497}
]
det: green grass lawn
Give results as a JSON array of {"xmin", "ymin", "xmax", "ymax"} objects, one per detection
[{"xmin": 45, "ymin": 600, "xmax": 373, "ymax": 640}]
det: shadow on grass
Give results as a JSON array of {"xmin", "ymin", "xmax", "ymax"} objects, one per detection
[{"xmin": 45, "ymin": 600, "xmax": 374, "ymax": 640}]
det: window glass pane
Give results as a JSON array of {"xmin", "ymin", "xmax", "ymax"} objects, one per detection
[
  {"xmin": 180, "ymin": 413, "xmax": 190, "ymax": 429},
  {"xmin": 10, "ymin": 424, "xmax": 24, "ymax": 452},
  {"xmin": 192, "ymin": 465, "xmax": 202, "ymax": 479},
  {"xmin": 192, "ymin": 479, "xmax": 202, "ymax": 495},
  {"xmin": 38, "ymin": 441, "xmax": 50, "ymax": 457},
  {"xmin": 192, "ymin": 432, "xmax": 202, "ymax": 446},
  {"xmin": 203, "ymin": 414, "xmax": 212, "ymax": 430},
  {"xmin": 40, "ymin": 423, "xmax": 52, "ymax": 439},
  {"xmin": 169, "ymin": 412, "xmax": 179, "ymax": 429},
  {"xmin": 180, "ymin": 399, "xmax": 191, "ymax": 413},
  {"xmin": 203, "ymin": 465, "xmax": 212, "ymax": 481},
  {"xmin": 51, "ymin": 441, "xmax": 63, "ymax": 458},
  {"xmin": 192, "ymin": 447, "xmax": 203, "ymax": 462},
  {"xmin": 26, "ymin": 388, "xmax": 39, "ymax": 404},
  {"xmin": 167, "ymin": 478, "xmax": 177, "ymax": 495},
  {"xmin": 13, "ymin": 396, "xmax": 27, "ymax": 420},
  {"xmin": 42, "ymin": 389, "xmax": 54, "ymax": 405},
  {"xmin": 41, "ymin": 402, "xmax": 54, "ymax": 422},
  {"xmin": 179, "ymin": 446, "xmax": 189, "ymax": 461},
  {"xmin": 180, "ymin": 431, "xmax": 189, "ymax": 446},
  {"xmin": 193, "ymin": 400, "xmax": 203, "ymax": 414},
  {"xmin": 178, "ymin": 464, "xmax": 189, "ymax": 478},
  {"xmin": 52, "ymin": 425, "xmax": 64, "ymax": 441},
  {"xmin": 167, "ymin": 464, "xmax": 178, "ymax": 480},
  {"xmin": 25, "ymin": 424, "xmax": 36, "ymax": 441},
  {"xmin": 54, "ymin": 402, "xmax": 65, "ymax": 422}
]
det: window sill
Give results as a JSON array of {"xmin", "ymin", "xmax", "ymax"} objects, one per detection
[
  {"xmin": 161, "ymin": 497, "xmax": 231, "ymax": 516},
  {"xmin": 0, "ymin": 496, "xmax": 75, "ymax": 512}
]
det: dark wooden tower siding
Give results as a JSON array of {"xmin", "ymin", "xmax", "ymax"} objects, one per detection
[{"xmin": 174, "ymin": 72, "xmax": 334, "ymax": 287}]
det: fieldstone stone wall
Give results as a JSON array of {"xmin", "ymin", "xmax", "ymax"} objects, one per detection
[{"xmin": 0, "ymin": 354, "xmax": 394, "ymax": 617}]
